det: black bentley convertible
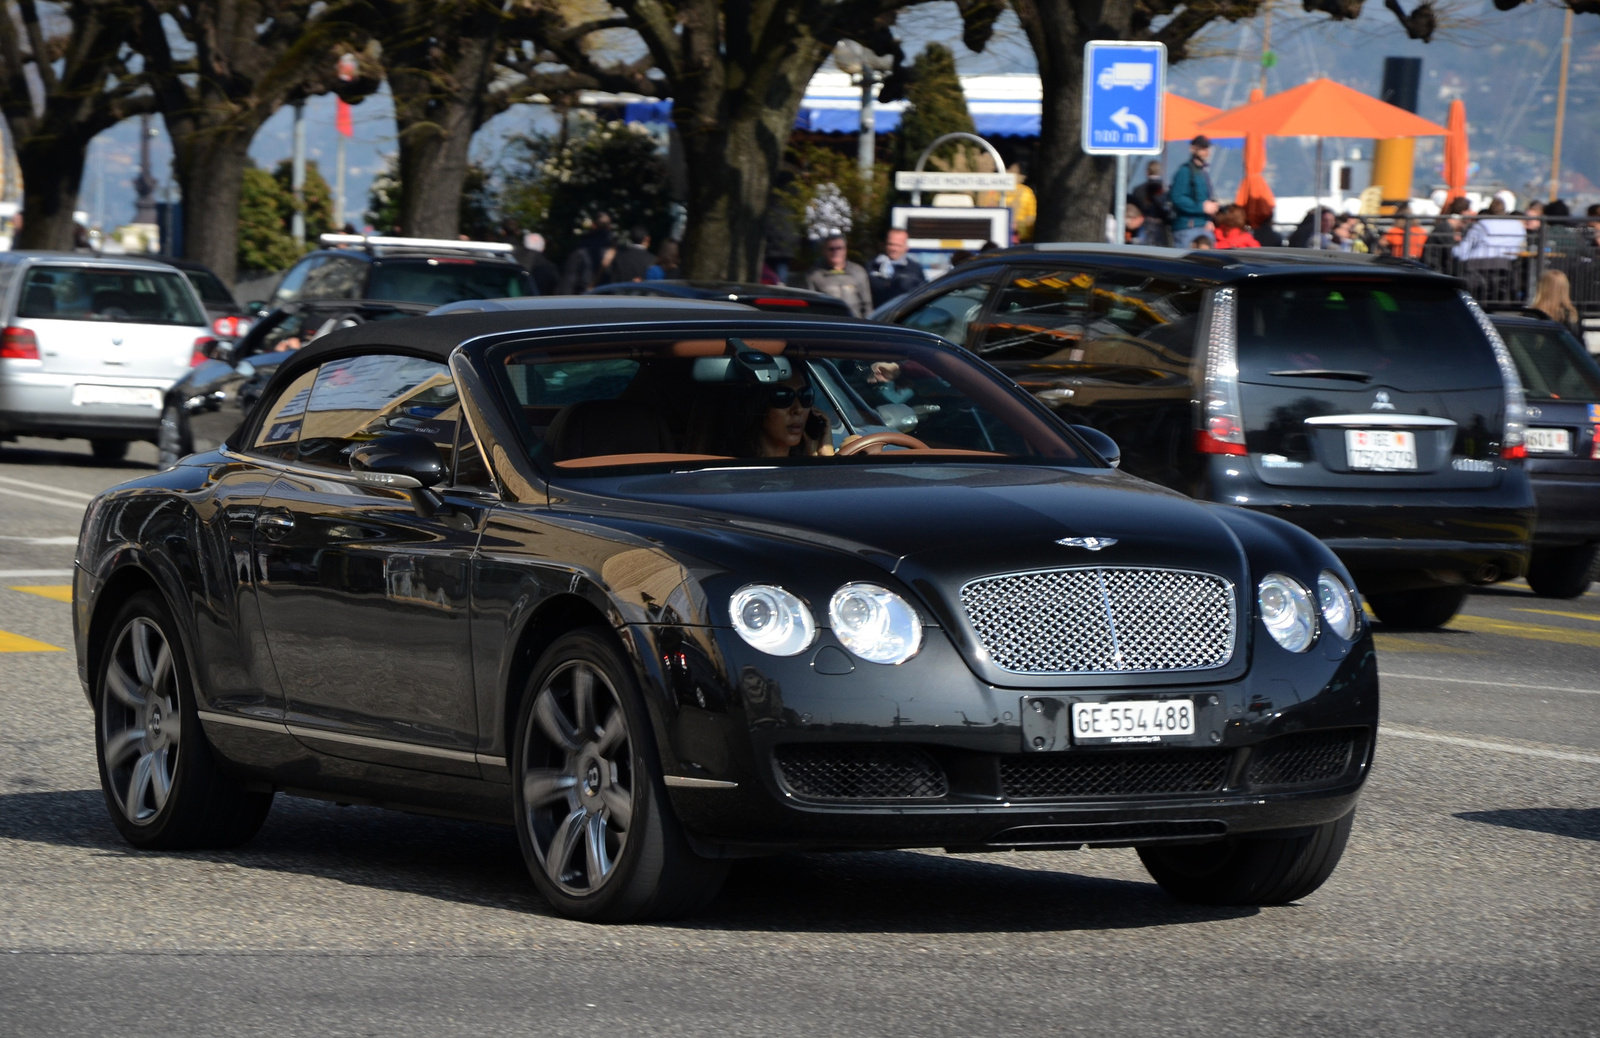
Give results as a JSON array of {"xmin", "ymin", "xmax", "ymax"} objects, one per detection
[{"xmin": 74, "ymin": 298, "xmax": 1377, "ymax": 921}]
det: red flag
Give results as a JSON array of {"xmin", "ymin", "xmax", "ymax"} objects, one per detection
[{"xmin": 336, "ymin": 99, "xmax": 354, "ymax": 138}]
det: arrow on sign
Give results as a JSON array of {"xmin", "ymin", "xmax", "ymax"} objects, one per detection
[{"xmin": 1110, "ymin": 107, "xmax": 1148, "ymax": 144}]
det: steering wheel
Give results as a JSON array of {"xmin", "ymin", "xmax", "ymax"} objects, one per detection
[{"xmin": 839, "ymin": 431, "xmax": 931, "ymax": 455}]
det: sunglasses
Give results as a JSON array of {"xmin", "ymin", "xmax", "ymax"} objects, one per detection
[{"xmin": 767, "ymin": 385, "xmax": 815, "ymax": 409}]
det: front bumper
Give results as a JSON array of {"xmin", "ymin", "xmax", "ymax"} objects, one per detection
[{"xmin": 637, "ymin": 623, "xmax": 1378, "ymax": 855}]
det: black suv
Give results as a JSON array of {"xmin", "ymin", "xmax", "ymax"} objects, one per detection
[
  {"xmin": 272, "ymin": 234, "xmax": 536, "ymax": 307},
  {"xmin": 1492, "ymin": 312, "xmax": 1600, "ymax": 598},
  {"xmin": 877, "ymin": 244, "xmax": 1535, "ymax": 627}
]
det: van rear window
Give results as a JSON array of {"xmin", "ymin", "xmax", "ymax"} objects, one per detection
[{"xmin": 1235, "ymin": 280, "xmax": 1498, "ymax": 389}]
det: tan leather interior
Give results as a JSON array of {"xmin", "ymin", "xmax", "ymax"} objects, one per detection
[{"xmin": 553, "ymin": 453, "xmax": 734, "ymax": 468}]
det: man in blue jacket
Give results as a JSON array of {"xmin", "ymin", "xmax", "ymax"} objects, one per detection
[{"xmin": 1169, "ymin": 136, "xmax": 1219, "ymax": 248}]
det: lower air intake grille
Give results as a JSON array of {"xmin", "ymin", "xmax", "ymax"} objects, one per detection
[
  {"xmin": 1000, "ymin": 749, "xmax": 1231, "ymax": 799},
  {"xmin": 1246, "ymin": 730, "xmax": 1360, "ymax": 788},
  {"xmin": 775, "ymin": 745, "xmax": 948, "ymax": 800}
]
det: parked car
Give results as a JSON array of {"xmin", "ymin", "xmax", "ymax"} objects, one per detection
[
  {"xmin": 157, "ymin": 300, "xmax": 433, "ymax": 467},
  {"xmin": 145, "ymin": 255, "xmax": 252, "ymax": 342},
  {"xmin": 1492, "ymin": 312, "xmax": 1600, "ymax": 598},
  {"xmin": 589, "ymin": 280, "xmax": 854, "ymax": 315},
  {"xmin": 271, "ymin": 234, "xmax": 536, "ymax": 308},
  {"xmin": 0, "ymin": 252, "xmax": 213, "ymax": 461},
  {"xmin": 876, "ymin": 245, "xmax": 1536, "ymax": 628},
  {"xmin": 78, "ymin": 300, "xmax": 1375, "ymax": 922}
]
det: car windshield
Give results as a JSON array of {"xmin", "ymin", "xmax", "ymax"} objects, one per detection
[
  {"xmin": 367, "ymin": 259, "xmax": 534, "ymax": 305},
  {"xmin": 17, "ymin": 265, "xmax": 205, "ymax": 326},
  {"xmin": 489, "ymin": 332, "xmax": 1086, "ymax": 473},
  {"xmin": 1496, "ymin": 322, "xmax": 1600, "ymax": 401}
]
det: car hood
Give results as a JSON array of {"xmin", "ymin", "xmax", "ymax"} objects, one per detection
[{"xmin": 562, "ymin": 462, "xmax": 1250, "ymax": 590}]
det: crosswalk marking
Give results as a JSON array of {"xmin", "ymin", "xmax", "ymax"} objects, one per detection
[
  {"xmin": 0, "ymin": 630, "xmax": 64, "ymax": 652},
  {"xmin": 8, "ymin": 585, "xmax": 72, "ymax": 603}
]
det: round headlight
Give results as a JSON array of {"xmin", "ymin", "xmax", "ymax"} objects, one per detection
[
  {"xmin": 729, "ymin": 585, "xmax": 815, "ymax": 656},
  {"xmin": 1258, "ymin": 573, "xmax": 1317, "ymax": 652},
  {"xmin": 1317, "ymin": 571, "xmax": 1359, "ymax": 641},
  {"xmin": 828, "ymin": 583, "xmax": 923, "ymax": 664}
]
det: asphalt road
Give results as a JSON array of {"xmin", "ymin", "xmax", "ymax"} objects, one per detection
[{"xmin": 2, "ymin": 436, "xmax": 1596, "ymax": 1037}]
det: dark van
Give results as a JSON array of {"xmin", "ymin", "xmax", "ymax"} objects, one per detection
[
  {"xmin": 877, "ymin": 245, "xmax": 1535, "ymax": 627},
  {"xmin": 1492, "ymin": 313, "xmax": 1600, "ymax": 598}
]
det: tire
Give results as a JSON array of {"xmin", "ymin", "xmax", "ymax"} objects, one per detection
[
  {"xmin": 1138, "ymin": 811, "xmax": 1355, "ymax": 906},
  {"xmin": 94, "ymin": 590, "xmax": 273, "ymax": 849},
  {"xmin": 90, "ymin": 438, "xmax": 129, "ymax": 463},
  {"xmin": 157, "ymin": 404, "xmax": 191, "ymax": 469},
  {"xmin": 1365, "ymin": 585, "xmax": 1468, "ymax": 628},
  {"xmin": 511, "ymin": 627, "xmax": 728, "ymax": 922},
  {"xmin": 1524, "ymin": 545, "xmax": 1598, "ymax": 600}
]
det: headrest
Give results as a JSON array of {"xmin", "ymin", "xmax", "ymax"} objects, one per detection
[{"xmin": 543, "ymin": 400, "xmax": 674, "ymax": 462}]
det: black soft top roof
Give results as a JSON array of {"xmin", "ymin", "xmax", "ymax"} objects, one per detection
[
  {"xmin": 968, "ymin": 242, "xmax": 1457, "ymax": 283},
  {"xmin": 264, "ymin": 297, "xmax": 894, "ymax": 388}
]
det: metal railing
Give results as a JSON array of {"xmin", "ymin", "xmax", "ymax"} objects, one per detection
[{"xmin": 1264, "ymin": 214, "xmax": 1600, "ymax": 318}]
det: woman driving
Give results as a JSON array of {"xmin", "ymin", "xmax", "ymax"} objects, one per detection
[{"xmin": 755, "ymin": 375, "xmax": 833, "ymax": 457}]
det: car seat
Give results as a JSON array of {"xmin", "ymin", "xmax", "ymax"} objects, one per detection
[{"xmin": 542, "ymin": 399, "xmax": 675, "ymax": 462}]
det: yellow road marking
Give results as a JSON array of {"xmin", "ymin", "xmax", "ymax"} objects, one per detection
[
  {"xmin": 1511, "ymin": 607, "xmax": 1600, "ymax": 623},
  {"xmin": 1449, "ymin": 613, "xmax": 1600, "ymax": 649},
  {"xmin": 1373, "ymin": 633, "xmax": 1487, "ymax": 654},
  {"xmin": 8, "ymin": 585, "xmax": 72, "ymax": 603},
  {"xmin": 0, "ymin": 630, "xmax": 64, "ymax": 652}
]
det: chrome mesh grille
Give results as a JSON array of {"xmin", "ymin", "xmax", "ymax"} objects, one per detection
[{"xmin": 960, "ymin": 567, "xmax": 1235, "ymax": 674}]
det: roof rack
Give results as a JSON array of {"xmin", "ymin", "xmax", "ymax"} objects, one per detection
[{"xmin": 317, "ymin": 234, "xmax": 515, "ymax": 256}]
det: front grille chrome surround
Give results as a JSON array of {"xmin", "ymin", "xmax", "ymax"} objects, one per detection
[{"xmin": 960, "ymin": 567, "xmax": 1237, "ymax": 675}]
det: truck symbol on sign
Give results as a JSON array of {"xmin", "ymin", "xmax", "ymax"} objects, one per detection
[{"xmin": 1097, "ymin": 62, "xmax": 1153, "ymax": 90}]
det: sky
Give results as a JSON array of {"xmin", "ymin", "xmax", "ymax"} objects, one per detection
[{"xmin": 71, "ymin": 0, "xmax": 1599, "ymax": 243}]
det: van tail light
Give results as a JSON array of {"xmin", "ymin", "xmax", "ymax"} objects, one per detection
[
  {"xmin": 0, "ymin": 326, "xmax": 39, "ymax": 360},
  {"xmin": 1196, "ymin": 287, "xmax": 1247, "ymax": 456},
  {"xmin": 212, "ymin": 315, "xmax": 251, "ymax": 338},
  {"xmin": 190, "ymin": 336, "xmax": 218, "ymax": 366},
  {"xmin": 1462, "ymin": 292, "xmax": 1525, "ymax": 460}
]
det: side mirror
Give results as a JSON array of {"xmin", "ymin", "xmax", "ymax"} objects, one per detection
[
  {"xmin": 350, "ymin": 433, "xmax": 447, "ymax": 515},
  {"xmin": 875, "ymin": 402, "xmax": 918, "ymax": 433},
  {"xmin": 1070, "ymin": 425, "xmax": 1121, "ymax": 469}
]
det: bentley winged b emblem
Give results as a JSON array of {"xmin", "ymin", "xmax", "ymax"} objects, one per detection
[{"xmin": 1056, "ymin": 536, "xmax": 1117, "ymax": 551}]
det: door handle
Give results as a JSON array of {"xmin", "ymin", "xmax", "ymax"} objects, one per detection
[{"xmin": 257, "ymin": 510, "xmax": 295, "ymax": 539}]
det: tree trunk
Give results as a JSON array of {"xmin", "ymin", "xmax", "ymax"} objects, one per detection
[
  {"xmin": 390, "ymin": 71, "xmax": 480, "ymax": 239},
  {"xmin": 1014, "ymin": 0, "xmax": 1137, "ymax": 243},
  {"xmin": 674, "ymin": 41, "xmax": 827, "ymax": 281},
  {"xmin": 168, "ymin": 122, "xmax": 257, "ymax": 284},
  {"xmin": 13, "ymin": 135, "xmax": 88, "ymax": 250}
]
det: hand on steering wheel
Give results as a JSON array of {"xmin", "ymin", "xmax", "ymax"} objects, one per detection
[{"xmin": 838, "ymin": 431, "xmax": 930, "ymax": 455}]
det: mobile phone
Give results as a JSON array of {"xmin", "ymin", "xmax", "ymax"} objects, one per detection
[{"xmin": 804, "ymin": 410, "xmax": 829, "ymax": 442}]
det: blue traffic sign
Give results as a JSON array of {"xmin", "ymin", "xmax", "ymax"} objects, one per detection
[{"xmin": 1082, "ymin": 41, "xmax": 1167, "ymax": 156}]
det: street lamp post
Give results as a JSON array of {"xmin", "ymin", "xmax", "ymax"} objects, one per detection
[{"xmin": 291, "ymin": 101, "xmax": 307, "ymax": 244}]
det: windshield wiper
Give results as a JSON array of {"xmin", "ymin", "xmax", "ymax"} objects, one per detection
[{"xmin": 1267, "ymin": 369, "xmax": 1373, "ymax": 383}]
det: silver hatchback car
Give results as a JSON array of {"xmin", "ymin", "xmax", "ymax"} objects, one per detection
[{"xmin": 0, "ymin": 252, "xmax": 211, "ymax": 461}]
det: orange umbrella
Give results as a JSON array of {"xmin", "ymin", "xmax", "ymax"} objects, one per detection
[
  {"xmin": 1443, "ymin": 99, "xmax": 1468, "ymax": 205},
  {"xmin": 1164, "ymin": 93, "xmax": 1223, "ymax": 142},
  {"xmin": 1196, "ymin": 77, "xmax": 1449, "ymax": 138},
  {"xmin": 1234, "ymin": 87, "xmax": 1275, "ymax": 228}
]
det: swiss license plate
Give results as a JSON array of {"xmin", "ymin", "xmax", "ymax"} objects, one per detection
[
  {"xmin": 1525, "ymin": 427, "xmax": 1571, "ymax": 454},
  {"xmin": 72, "ymin": 384, "xmax": 162, "ymax": 408},
  {"xmin": 1346, "ymin": 429, "xmax": 1417, "ymax": 470},
  {"xmin": 1072, "ymin": 699, "xmax": 1195, "ymax": 744}
]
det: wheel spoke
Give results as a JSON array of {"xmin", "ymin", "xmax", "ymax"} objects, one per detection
[
  {"xmin": 599, "ymin": 785, "xmax": 632, "ymax": 832},
  {"xmin": 596, "ymin": 708, "xmax": 627, "ymax": 755},
  {"xmin": 104, "ymin": 727, "xmax": 144, "ymax": 769},
  {"xmin": 105, "ymin": 661, "xmax": 144, "ymax": 710},
  {"xmin": 127, "ymin": 753, "xmax": 153, "ymax": 818},
  {"xmin": 132, "ymin": 621, "xmax": 157, "ymax": 686},
  {"xmin": 571, "ymin": 665, "xmax": 595, "ymax": 738},
  {"xmin": 544, "ymin": 808, "xmax": 587, "ymax": 883},
  {"xmin": 584, "ymin": 811, "xmax": 611, "ymax": 882},
  {"xmin": 150, "ymin": 640, "xmax": 172, "ymax": 692},
  {"xmin": 523, "ymin": 767, "xmax": 576, "ymax": 809},
  {"xmin": 149, "ymin": 752, "xmax": 173, "ymax": 810},
  {"xmin": 533, "ymin": 689, "xmax": 580, "ymax": 754},
  {"xmin": 159, "ymin": 704, "xmax": 181, "ymax": 744}
]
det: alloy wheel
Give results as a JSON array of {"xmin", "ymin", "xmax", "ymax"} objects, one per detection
[
  {"xmin": 520, "ymin": 660, "xmax": 634, "ymax": 897},
  {"xmin": 99, "ymin": 617, "xmax": 182, "ymax": 824}
]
